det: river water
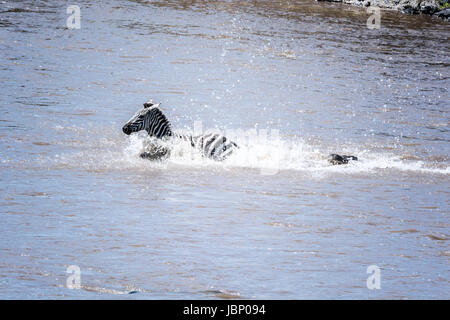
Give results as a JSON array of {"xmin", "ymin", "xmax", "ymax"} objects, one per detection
[{"xmin": 0, "ymin": 0, "xmax": 449, "ymax": 299}]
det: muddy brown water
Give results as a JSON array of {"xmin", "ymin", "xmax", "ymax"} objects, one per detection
[{"xmin": 0, "ymin": 0, "xmax": 448, "ymax": 298}]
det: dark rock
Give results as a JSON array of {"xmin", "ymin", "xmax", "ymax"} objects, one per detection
[
  {"xmin": 315, "ymin": 0, "xmax": 449, "ymax": 20},
  {"xmin": 402, "ymin": 5, "xmax": 419, "ymax": 14},
  {"xmin": 434, "ymin": 8, "xmax": 450, "ymax": 19},
  {"xmin": 420, "ymin": 1, "xmax": 440, "ymax": 14}
]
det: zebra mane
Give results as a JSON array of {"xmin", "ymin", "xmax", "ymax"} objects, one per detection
[{"xmin": 143, "ymin": 101, "xmax": 154, "ymax": 108}]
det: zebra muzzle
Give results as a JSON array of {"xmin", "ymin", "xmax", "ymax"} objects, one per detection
[{"xmin": 122, "ymin": 125, "xmax": 132, "ymax": 135}]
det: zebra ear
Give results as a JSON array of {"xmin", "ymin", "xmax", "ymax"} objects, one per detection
[{"xmin": 143, "ymin": 101, "xmax": 154, "ymax": 108}]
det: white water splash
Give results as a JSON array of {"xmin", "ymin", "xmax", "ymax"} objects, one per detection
[
  {"xmin": 33, "ymin": 126, "xmax": 449, "ymax": 176},
  {"xmin": 116, "ymin": 131, "xmax": 450, "ymax": 175}
]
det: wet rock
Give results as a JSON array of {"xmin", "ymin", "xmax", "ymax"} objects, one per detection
[
  {"xmin": 401, "ymin": 5, "xmax": 419, "ymax": 14},
  {"xmin": 434, "ymin": 8, "xmax": 450, "ymax": 20},
  {"xmin": 396, "ymin": 0, "xmax": 422, "ymax": 13},
  {"xmin": 316, "ymin": 0, "xmax": 447, "ymax": 20},
  {"xmin": 420, "ymin": 0, "xmax": 440, "ymax": 14}
]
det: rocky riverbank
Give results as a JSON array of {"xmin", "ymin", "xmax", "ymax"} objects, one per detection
[{"xmin": 316, "ymin": 0, "xmax": 450, "ymax": 20}]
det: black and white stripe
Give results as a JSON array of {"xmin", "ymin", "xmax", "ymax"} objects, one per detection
[
  {"xmin": 190, "ymin": 132, "xmax": 237, "ymax": 161},
  {"xmin": 122, "ymin": 101, "xmax": 238, "ymax": 161}
]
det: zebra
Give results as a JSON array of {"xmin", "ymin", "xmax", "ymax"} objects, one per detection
[{"xmin": 122, "ymin": 101, "xmax": 239, "ymax": 161}]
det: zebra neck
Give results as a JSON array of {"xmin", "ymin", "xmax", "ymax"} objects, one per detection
[{"xmin": 145, "ymin": 108, "xmax": 173, "ymax": 138}]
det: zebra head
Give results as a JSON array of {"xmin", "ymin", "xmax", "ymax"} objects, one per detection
[{"xmin": 122, "ymin": 101, "xmax": 173, "ymax": 138}]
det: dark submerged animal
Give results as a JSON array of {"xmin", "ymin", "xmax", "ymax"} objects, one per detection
[{"xmin": 328, "ymin": 154, "xmax": 358, "ymax": 165}]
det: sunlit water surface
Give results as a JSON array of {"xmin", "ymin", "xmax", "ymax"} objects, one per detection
[{"xmin": 0, "ymin": 0, "xmax": 449, "ymax": 299}]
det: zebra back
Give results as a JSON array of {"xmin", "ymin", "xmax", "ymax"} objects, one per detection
[{"xmin": 174, "ymin": 132, "xmax": 238, "ymax": 161}]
